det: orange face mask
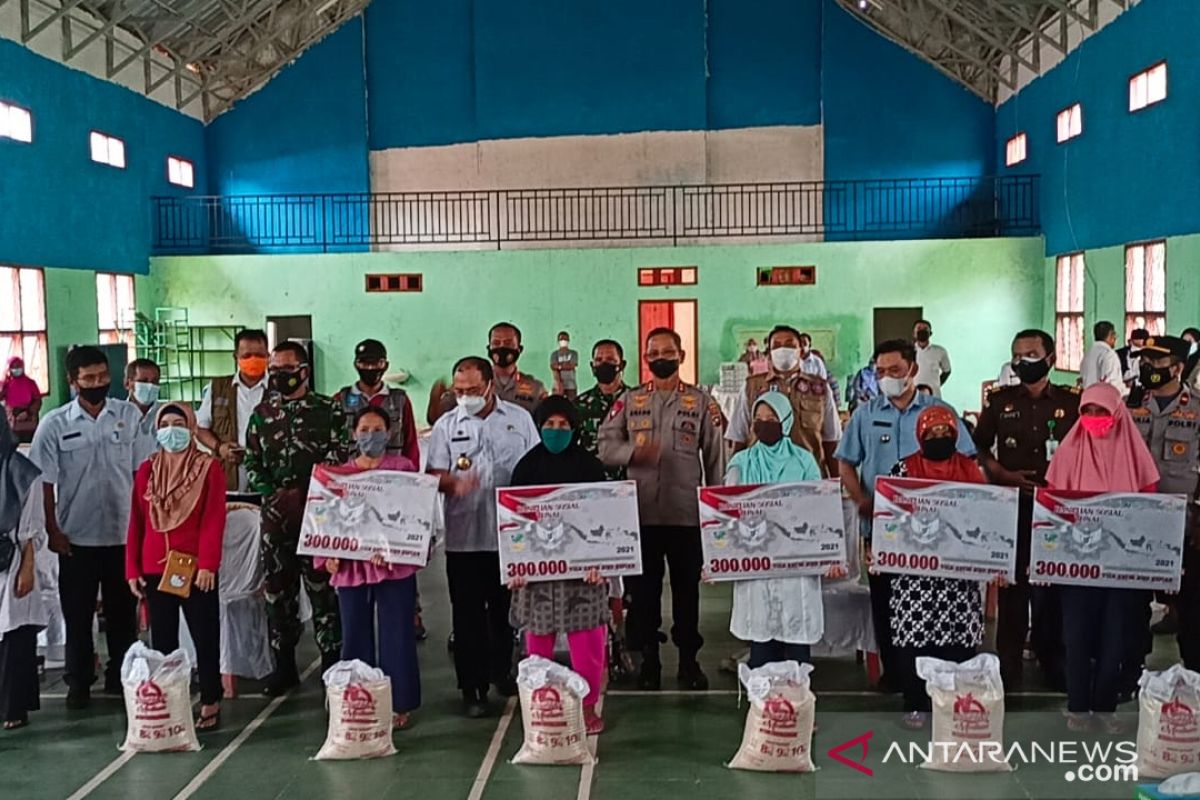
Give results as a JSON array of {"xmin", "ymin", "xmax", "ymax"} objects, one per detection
[{"xmin": 238, "ymin": 356, "xmax": 268, "ymax": 380}]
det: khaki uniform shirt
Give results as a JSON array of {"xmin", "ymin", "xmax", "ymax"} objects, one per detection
[
  {"xmin": 598, "ymin": 381, "xmax": 725, "ymax": 527},
  {"xmin": 493, "ymin": 370, "xmax": 548, "ymax": 414},
  {"xmin": 1130, "ymin": 390, "xmax": 1200, "ymax": 498}
]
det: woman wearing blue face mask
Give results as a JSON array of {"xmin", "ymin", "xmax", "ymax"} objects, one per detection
[
  {"xmin": 508, "ymin": 395, "xmax": 611, "ymax": 734},
  {"xmin": 126, "ymin": 404, "xmax": 227, "ymax": 730}
]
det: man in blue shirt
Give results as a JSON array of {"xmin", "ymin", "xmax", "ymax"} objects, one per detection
[{"xmin": 835, "ymin": 339, "xmax": 977, "ymax": 692}]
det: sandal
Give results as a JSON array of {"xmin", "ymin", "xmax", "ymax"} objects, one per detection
[
  {"xmin": 393, "ymin": 713, "xmax": 411, "ymax": 730},
  {"xmin": 584, "ymin": 708, "xmax": 605, "ymax": 735},
  {"xmin": 1065, "ymin": 712, "xmax": 1092, "ymax": 732},
  {"xmin": 901, "ymin": 711, "xmax": 928, "ymax": 730},
  {"xmin": 196, "ymin": 707, "xmax": 221, "ymax": 732},
  {"xmin": 3, "ymin": 719, "xmax": 28, "ymax": 731}
]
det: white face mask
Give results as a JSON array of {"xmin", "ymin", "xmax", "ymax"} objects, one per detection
[
  {"xmin": 1191, "ymin": 341, "xmax": 1199, "ymax": 357},
  {"xmin": 558, "ymin": 339, "xmax": 569, "ymax": 349},
  {"xmin": 879, "ymin": 375, "xmax": 913, "ymax": 398},
  {"xmin": 457, "ymin": 392, "xmax": 488, "ymax": 416},
  {"xmin": 132, "ymin": 382, "xmax": 161, "ymax": 406},
  {"xmin": 770, "ymin": 347, "xmax": 800, "ymax": 373}
]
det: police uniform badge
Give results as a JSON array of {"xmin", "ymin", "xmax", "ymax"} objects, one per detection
[
  {"xmin": 1173, "ymin": 442, "xmax": 1189, "ymax": 456},
  {"xmin": 633, "ymin": 393, "xmax": 650, "ymax": 409},
  {"xmin": 456, "ymin": 455, "xmax": 472, "ymax": 470},
  {"xmin": 1054, "ymin": 408, "xmax": 1065, "ymax": 419},
  {"xmin": 635, "ymin": 432, "xmax": 648, "ymax": 446},
  {"xmin": 1004, "ymin": 437, "xmax": 1018, "ymax": 449},
  {"xmin": 680, "ymin": 394, "xmax": 698, "ymax": 412}
]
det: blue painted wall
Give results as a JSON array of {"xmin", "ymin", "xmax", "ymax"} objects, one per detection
[
  {"xmin": 996, "ymin": 0, "xmax": 1200, "ymax": 255},
  {"xmin": 205, "ymin": 18, "xmax": 369, "ymax": 196},
  {"xmin": 0, "ymin": 39, "xmax": 205, "ymax": 273}
]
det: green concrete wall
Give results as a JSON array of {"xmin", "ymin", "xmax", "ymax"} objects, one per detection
[
  {"xmin": 145, "ymin": 238, "xmax": 1045, "ymax": 413},
  {"xmin": 42, "ymin": 267, "xmax": 101, "ymax": 407},
  {"xmin": 1044, "ymin": 233, "xmax": 1200, "ymax": 382}
]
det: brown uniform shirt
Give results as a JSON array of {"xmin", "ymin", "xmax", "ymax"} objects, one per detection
[
  {"xmin": 598, "ymin": 381, "xmax": 725, "ymax": 527},
  {"xmin": 494, "ymin": 370, "xmax": 548, "ymax": 414},
  {"xmin": 973, "ymin": 383, "xmax": 1081, "ymax": 483}
]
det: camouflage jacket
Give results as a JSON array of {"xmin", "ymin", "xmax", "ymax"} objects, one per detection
[
  {"xmin": 245, "ymin": 391, "xmax": 351, "ymax": 495},
  {"xmin": 575, "ymin": 383, "xmax": 627, "ymax": 481}
]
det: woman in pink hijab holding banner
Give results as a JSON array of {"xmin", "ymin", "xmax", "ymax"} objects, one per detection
[{"xmin": 1045, "ymin": 382, "xmax": 1159, "ymax": 733}]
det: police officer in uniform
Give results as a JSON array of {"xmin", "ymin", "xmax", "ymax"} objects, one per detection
[
  {"xmin": 726, "ymin": 324, "xmax": 841, "ymax": 476},
  {"xmin": 332, "ymin": 339, "xmax": 420, "ymax": 465},
  {"xmin": 599, "ymin": 327, "xmax": 724, "ymax": 691},
  {"xmin": 1129, "ymin": 336, "xmax": 1200, "ymax": 670},
  {"xmin": 487, "ymin": 322, "xmax": 548, "ymax": 414},
  {"xmin": 973, "ymin": 329, "xmax": 1079, "ymax": 688}
]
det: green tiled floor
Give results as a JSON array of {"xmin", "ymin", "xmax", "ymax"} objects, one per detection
[{"xmin": 0, "ymin": 554, "xmax": 1180, "ymax": 799}]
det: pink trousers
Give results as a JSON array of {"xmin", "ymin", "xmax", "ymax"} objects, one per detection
[{"xmin": 524, "ymin": 625, "xmax": 607, "ymax": 708}]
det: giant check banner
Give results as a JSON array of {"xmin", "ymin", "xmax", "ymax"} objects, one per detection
[
  {"xmin": 697, "ymin": 480, "xmax": 846, "ymax": 581},
  {"xmin": 872, "ymin": 478, "xmax": 1020, "ymax": 582},
  {"xmin": 1031, "ymin": 489, "xmax": 1187, "ymax": 591},
  {"xmin": 496, "ymin": 481, "xmax": 642, "ymax": 583},
  {"xmin": 298, "ymin": 466, "xmax": 440, "ymax": 567}
]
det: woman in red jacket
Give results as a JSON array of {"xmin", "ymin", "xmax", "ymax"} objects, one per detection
[{"xmin": 126, "ymin": 404, "xmax": 227, "ymax": 730}]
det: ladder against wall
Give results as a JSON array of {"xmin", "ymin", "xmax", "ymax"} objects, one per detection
[{"xmin": 136, "ymin": 308, "xmax": 243, "ymax": 403}]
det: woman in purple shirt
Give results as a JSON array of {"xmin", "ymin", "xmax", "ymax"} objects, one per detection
[{"xmin": 316, "ymin": 407, "xmax": 421, "ymax": 729}]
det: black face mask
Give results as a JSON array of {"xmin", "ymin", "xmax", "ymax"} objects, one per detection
[
  {"xmin": 592, "ymin": 363, "xmax": 621, "ymax": 385},
  {"xmin": 77, "ymin": 384, "xmax": 110, "ymax": 405},
  {"xmin": 489, "ymin": 347, "xmax": 519, "ymax": 368},
  {"xmin": 1014, "ymin": 357, "xmax": 1052, "ymax": 384},
  {"xmin": 921, "ymin": 437, "xmax": 956, "ymax": 461},
  {"xmin": 356, "ymin": 367, "xmax": 384, "ymax": 387},
  {"xmin": 271, "ymin": 370, "xmax": 305, "ymax": 396},
  {"xmin": 1141, "ymin": 363, "xmax": 1176, "ymax": 389},
  {"xmin": 753, "ymin": 420, "xmax": 784, "ymax": 446},
  {"xmin": 914, "ymin": 329, "xmax": 931, "ymax": 343},
  {"xmin": 648, "ymin": 359, "xmax": 679, "ymax": 380}
]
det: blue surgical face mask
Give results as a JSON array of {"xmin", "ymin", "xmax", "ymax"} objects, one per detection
[
  {"xmin": 133, "ymin": 381, "xmax": 161, "ymax": 406},
  {"xmin": 541, "ymin": 427, "xmax": 572, "ymax": 454},
  {"xmin": 156, "ymin": 426, "xmax": 192, "ymax": 453}
]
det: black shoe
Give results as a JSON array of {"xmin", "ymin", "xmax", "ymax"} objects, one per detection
[
  {"xmin": 414, "ymin": 614, "xmax": 428, "ymax": 642},
  {"xmin": 447, "ymin": 632, "xmax": 455, "ymax": 653},
  {"xmin": 262, "ymin": 649, "xmax": 300, "ymax": 697},
  {"xmin": 637, "ymin": 658, "xmax": 661, "ymax": 691},
  {"xmin": 677, "ymin": 661, "xmax": 709, "ymax": 691},
  {"xmin": 65, "ymin": 689, "xmax": 91, "ymax": 710},
  {"xmin": 463, "ymin": 690, "xmax": 489, "ymax": 719},
  {"xmin": 493, "ymin": 677, "xmax": 518, "ymax": 698}
]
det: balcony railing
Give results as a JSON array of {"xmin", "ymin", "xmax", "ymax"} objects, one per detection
[{"xmin": 151, "ymin": 175, "xmax": 1039, "ymax": 255}]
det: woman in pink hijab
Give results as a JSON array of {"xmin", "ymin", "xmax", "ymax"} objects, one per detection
[
  {"xmin": 1045, "ymin": 382, "xmax": 1159, "ymax": 733},
  {"xmin": 0, "ymin": 358, "xmax": 42, "ymax": 443}
]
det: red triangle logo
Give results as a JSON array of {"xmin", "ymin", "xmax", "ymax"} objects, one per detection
[{"xmin": 827, "ymin": 730, "xmax": 874, "ymax": 776}]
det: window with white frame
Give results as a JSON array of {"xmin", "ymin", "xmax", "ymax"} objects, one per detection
[
  {"xmin": 0, "ymin": 267, "xmax": 49, "ymax": 394},
  {"xmin": 1054, "ymin": 253, "xmax": 1085, "ymax": 372},
  {"xmin": 1129, "ymin": 62, "xmax": 1167, "ymax": 112},
  {"xmin": 96, "ymin": 273, "xmax": 137, "ymax": 361},
  {"xmin": 167, "ymin": 155, "xmax": 194, "ymax": 188},
  {"xmin": 1056, "ymin": 104, "xmax": 1083, "ymax": 143},
  {"xmin": 89, "ymin": 131, "xmax": 126, "ymax": 168},
  {"xmin": 1126, "ymin": 241, "xmax": 1167, "ymax": 337},
  {"xmin": 1005, "ymin": 133, "xmax": 1027, "ymax": 167},
  {"xmin": 0, "ymin": 101, "xmax": 32, "ymax": 143}
]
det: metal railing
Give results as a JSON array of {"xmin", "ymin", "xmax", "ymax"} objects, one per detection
[{"xmin": 151, "ymin": 175, "xmax": 1039, "ymax": 254}]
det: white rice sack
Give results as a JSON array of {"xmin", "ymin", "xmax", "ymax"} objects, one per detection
[
  {"xmin": 314, "ymin": 660, "xmax": 396, "ymax": 761},
  {"xmin": 1136, "ymin": 664, "xmax": 1200, "ymax": 779},
  {"xmin": 917, "ymin": 653, "xmax": 1011, "ymax": 772},
  {"xmin": 511, "ymin": 656, "xmax": 593, "ymax": 766},
  {"xmin": 120, "ymin": 642, "xmax": 201, "ymax": 753},
  {"xmin": 728, "ymin": 661, "xmax": 816, "ymax": 772}
]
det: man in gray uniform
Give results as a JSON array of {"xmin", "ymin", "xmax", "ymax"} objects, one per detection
[
  {"xmin": 1129, "ymin": 336, "xmax": 1200, "ymax": 671},
  {"xmin": 599, "ymin": 327, "xmax": 724, "ymax": 691}
]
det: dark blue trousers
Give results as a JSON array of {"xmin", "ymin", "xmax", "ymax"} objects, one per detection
[{"xmin": 337, "ymin": 576, "xmax": 420, "ymax": 713}]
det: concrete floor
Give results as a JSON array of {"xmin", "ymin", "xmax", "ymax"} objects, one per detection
[{"xmin": 0, "ymin": 553, "xmax": 1182, "ymax": 800}]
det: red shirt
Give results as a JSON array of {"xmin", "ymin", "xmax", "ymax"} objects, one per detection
[{"xmin": 126, "ymin": 458, "xmax": 227, "ymax": 578}]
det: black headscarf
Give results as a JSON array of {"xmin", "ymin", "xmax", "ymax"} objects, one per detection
[
  {"xmin": 0, "ymin": 412, "xmax": 40, "ymax": 532},
  {"xmin": 513, "ymin": 395, "xmax": 607, "ymax": 486}
]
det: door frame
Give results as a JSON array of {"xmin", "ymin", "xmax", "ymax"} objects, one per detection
[{"xmin": 638, "ymin": 298, "xmax": 699, "ymax": 385}]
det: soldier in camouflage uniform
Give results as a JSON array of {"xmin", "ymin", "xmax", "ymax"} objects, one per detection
[
  {"xmin": 575, "ymin": 339, "xmax": 629, "ymax": 481},
  {"xmin": 245, "ymin": 341, "xmax": 351, "ymax": 695}
]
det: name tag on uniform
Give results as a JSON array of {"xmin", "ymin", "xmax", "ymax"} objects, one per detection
[
  {"xmin": 872, "ymin": 421, "xmax": 892, "ymax": 428},
  {"xmin": 451, "ymin": 435, "xmax": 470, "ymax": 443},
  {"xmin": 61, "ymin": 431, "xmax": 82, "ymax": 441}
]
